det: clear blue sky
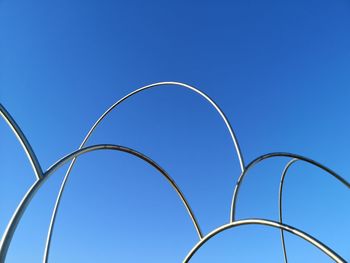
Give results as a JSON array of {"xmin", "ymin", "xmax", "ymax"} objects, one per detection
[{"xmin": 1, "ymin": 0, "xmax": 350, "ymax": 262}]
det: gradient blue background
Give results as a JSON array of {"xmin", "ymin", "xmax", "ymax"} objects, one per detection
[{"xmin": 1, "ymin": 0, "xmax": 350, "ymax": 262}]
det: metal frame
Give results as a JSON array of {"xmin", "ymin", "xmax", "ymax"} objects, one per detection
[{"xmin": 1, "ymin": 82, "xmax": 349, "ymax": 262}]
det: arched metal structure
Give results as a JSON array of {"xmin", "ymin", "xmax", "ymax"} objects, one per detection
[
  {"xmin": 183, "ymin": 219, "xmax": 346, "ymax": 263},
  {"xmin": 43, "ymin": 81, "xmax": 245, "ymax": 263},
  {"xmin": 1, "ymin": 83, "xmax": 349, "ymax": 262},
  {"xmin": 230, "ymin": 152, "xmax": 350, "ymax": 222},
  {"xmin": 0, "ymin": 144, "xmax": 201, "ymax": 262},
  {"xmin": 277, "ymin": 157, "xmax": 350, "ymax": 263}
]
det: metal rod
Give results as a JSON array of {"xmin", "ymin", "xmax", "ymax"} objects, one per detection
[
  {"xmin": 0, "ymin": 144, "xmax": 201, "ymax": 263},
  {"xmin": 279, "ymin": 158, "xmax": 298, "ymax": 263},
  {"xmin": 44, "ymin": 81, "xmax": 245, "ymax": 263},
  {"xmin": 0, "ymin": 104, "xmax": 43, "ymax": 180},
  {"xmin": 0, "ymin": 180, "xmax": 42, "ymax": 263},
  {"xmin": 3, "ymin": 86, "xmax": 346, "ymax": 262},
  {"xmin": 230, "ymin": 152, "xmax": 350, "ymax": 222},
  {"xmin": 183, "ymin": 218, "xmax": 346, "ymax": 263}
]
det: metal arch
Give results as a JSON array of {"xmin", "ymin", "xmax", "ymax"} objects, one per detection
[
  {"xmin": 0, "ymin": 104, "xmax": 43, "ymax": 180},
  {"xmin": 279, "ymin": 157, "xmax": 348, "ymax": 263},
  {"xmin": 2, "ymin": 86, "xmax": 347, "ymax": 262},
  {"xmin": 0, "ymin": 144, "xmax": 202, "ymax": 263},
  {"xmin": 183, "ymin": 218, "xmax": 346, "ymax": 263},
  {"xmin": 81, "ymin": 81, "xmax": 245, "ymax": 172},
  {"xmin": 279, "ymin": 158, "xmax": 298, "ymax": 263},
  {"xmin": 44, "ymin": 81, "xmax": 245, "ymax": 263},
  {"xmin": 47, "ymin": 144, "xmax": 202, "ymax": 240},
  {"xmin": 230, "ymin": 152, "xmax": 350, "ymax": 222}
]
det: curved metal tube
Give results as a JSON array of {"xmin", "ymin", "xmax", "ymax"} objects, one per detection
[
  {"xmin": 230, "ymin": 152, "xmax": 350, "ymax": 222},
  {"xmin": 83, "ymin": 81, "xmax": 245, "ymax": 172},
  {"xmin": 183, "ymin": 218, "xmax": 346, "ymax": 262},
  {"xmin": 0, "ymin": 179, "xmax": 42, "ymax": 263},
  {"xmin": 0, "ymin": 104, "xmax": 43, "ymax": 180},
  {"xmin": 279, "ymin": 158, "xmax": 298, "ymax": 263},
  {"xmin": 0, "ymin": 144, "xmax": 201, "ymax": 263},
  {"xmin": 44, "ymin": 81, "xmax": 245, "ymax": 263}
]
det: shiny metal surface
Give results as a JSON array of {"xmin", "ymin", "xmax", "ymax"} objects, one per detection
[
  {"xmin": 1, "ymin": 86, "xmax": 348, "ymax": 262},
  {"xmin": 230, "ymin": 152, "xmax": 350, "ymax": 222},
  {"xmin": 0, "ymin": 144, "xmax": 201, "ymax": 262},
  {"xmin": 183, "ymin": 218, "xmax": 346, "ymax": 263},
  {"xmin": 44, "ymin": 81, "xmax": 245, "ymax": 263},
  {"xmin": 0, "ymin": 104, "xmax": 43, "ymax": 180}
]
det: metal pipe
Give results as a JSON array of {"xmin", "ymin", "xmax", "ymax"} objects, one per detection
[
  {"xmin": 183, "ymin": 218, "xmax": 346, "ymax": 263},
  {"xmin": 0, "ymin": 104, "xmax": 43, "ymax": 180},
  {"xmin": 230, "ymin": 152, "xmax": 350, "ymax": 222},
  {"xmin": 279, "ymin": 158, "xmax": 298, "ymax": 263},
  {"xmin": 0, "ymin": 180, "xmax": 42, "ymax": 263},
  {"xmin": 44, "ymin": 81, "xmax": 245, "ymax": 263},
  {"xmin": 0, "ymin": 144, "xmax": 201, "ymax": 262}
]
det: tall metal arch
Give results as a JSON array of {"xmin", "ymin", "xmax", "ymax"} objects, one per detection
[
  {"xmin": 0, "ymin": 144, "xmax": 201, "ymax": 263},
  {"xmin": 44, "ymin": 81, "xmax": 245, "ymax": 263},
  {"xmin": 1, "ymin": 84, "xmax": 348, "ymax": 262}
]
